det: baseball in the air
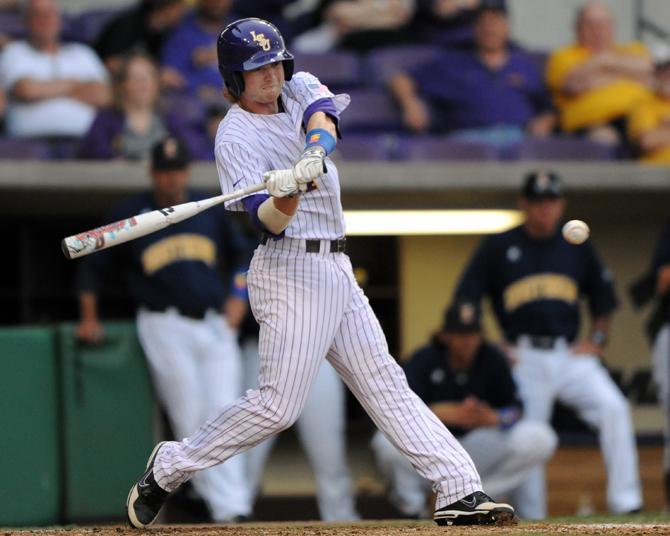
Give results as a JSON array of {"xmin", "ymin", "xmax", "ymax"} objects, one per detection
[{"xmin": 562, "ymin": 219, "xmax": 590, "ymax": 244}]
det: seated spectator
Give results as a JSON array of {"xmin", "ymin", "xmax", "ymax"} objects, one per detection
[
  {"xmin": 292, "ymin": 0, "xmax": 415, "ymax": 53},
  {"xmin": 79, "ymin": 52, "xmax": 192, "ymax": 161},
  {"xmin": 95, "ymin": 0, "xmax": 186, "ymax": 75},
  {"xmin": 161, "ymin": 0, "xmax": 237, "ymax": 102},
  {"xmin": 371, "ymin": 300, "xmax": 556, "ymax": 519},
  {"xmin": 231, "ymin": 0, "xmax": 316, "ymax": 45},
  {"xmin": 388, "ymin": 1, "xmax": 554, "ymax": 145},
  {"xmin": 628, "ymin": 46, "xmax": 670, "ymax": 164},
  {"xmin": 546, "ymin": 1, "xmax": 653, "ymax": 146},
  {"xmin": 0, "ymin": 0, "xmax": 111, "ymax": 139}
]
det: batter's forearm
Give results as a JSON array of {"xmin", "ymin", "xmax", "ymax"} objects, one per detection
[{"xmin": 79, "ymin": 291, "xmax": 99, "ymax": 321}]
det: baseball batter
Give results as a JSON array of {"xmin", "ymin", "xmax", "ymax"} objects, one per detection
[
  {"xmin": 454, "ymin": 170, "xmax": 642, "ymax": 518},
  {"xmin": 126, "ymin": 17, "xmax": 515, "ymax": 528}
]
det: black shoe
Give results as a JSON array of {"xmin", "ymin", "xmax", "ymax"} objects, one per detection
[
  {"xmin": 126, "ymin": 442, "xmax": 171, "ymax": 528},
  {"xmin": 433, "ymin": 491, "xmax": 517, "ymax": 526}
]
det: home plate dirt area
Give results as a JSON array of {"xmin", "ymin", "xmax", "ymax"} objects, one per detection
[{"xmin": 4, "ymin": 520, "xmax": 670, "ymax": 536}]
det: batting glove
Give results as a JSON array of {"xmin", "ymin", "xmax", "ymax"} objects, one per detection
[
  {"xmin": 264, "ymin": 169, "xmax": 301, "ymax": 198},
  {"xmin": 293, "ymin": 146, "xmax": 326, "ymax": 184}
]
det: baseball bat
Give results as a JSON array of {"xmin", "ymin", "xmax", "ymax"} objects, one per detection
[{"xmin": 62, "ymin": 179, "xmax": 269, "ymax": 260}]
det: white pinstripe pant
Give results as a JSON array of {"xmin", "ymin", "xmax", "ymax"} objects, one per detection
[{"xmin": 153, "ymin": 237, "xmax": 482, "ymax": 509}]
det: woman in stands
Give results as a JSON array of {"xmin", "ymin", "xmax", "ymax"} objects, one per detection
[{"xmin": 79, "ymin": 52, "xmax": 193, "ymax": 161}]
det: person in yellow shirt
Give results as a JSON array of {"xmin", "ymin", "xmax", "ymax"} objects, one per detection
[
  {"xmin": 628, "ymin": 49, "xmax": 670, "ymax": 164},
  {"xmin": 546, "ymin": 1, "xmax": 653, "ymax": 145}
]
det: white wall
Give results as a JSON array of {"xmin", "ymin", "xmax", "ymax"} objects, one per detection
[{"xmin": 508, "ymin": 0, "xmax": 670, "ymax": 52}]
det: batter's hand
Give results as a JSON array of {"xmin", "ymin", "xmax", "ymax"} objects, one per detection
[
  {"xmin": 264, "ymin": 169, "xmax": 301, "ymax": 197},
  {"xmin": 76, "ymin": 318, "xmax": 104, "ymax": 344},
  {"xmin": 571, "ymin": 339, "xmax": 603, "ymax": 357},
  {"xmin": 293, "ymin": 146, "xmax": 326, "ymax": 183}
]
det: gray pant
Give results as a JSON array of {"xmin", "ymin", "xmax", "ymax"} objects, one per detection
[{"xmin": 371, "ymin": 420, "xmax": 556, "ymax": 517}]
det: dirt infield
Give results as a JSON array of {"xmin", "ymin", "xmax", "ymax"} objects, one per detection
[{"xmin": 4, "ymin": 520, "xmax": 670, "ymax": 536}]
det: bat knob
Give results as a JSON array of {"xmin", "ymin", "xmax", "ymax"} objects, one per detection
[{"xmin": 61, "ymin": 238, "xmax": 73, "ymax": 260}]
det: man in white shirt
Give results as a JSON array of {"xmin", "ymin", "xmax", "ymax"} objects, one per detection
[{"xmin": 0, "ymin": 0, "xmax": 111, "ymax": 138}]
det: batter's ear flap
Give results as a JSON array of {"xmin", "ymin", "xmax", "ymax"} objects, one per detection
[
  {"xmin": 232, "ymin": 72, "xmax": 245, "ymax": 97},
  {"xmin": 283, "ymin": 59, "xmax": 294, "ymax": 81}
]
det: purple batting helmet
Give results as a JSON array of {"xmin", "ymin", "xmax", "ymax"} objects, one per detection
[{"xmin": 217, "ymin": 17, "xmax": 294, "ymax": 98}]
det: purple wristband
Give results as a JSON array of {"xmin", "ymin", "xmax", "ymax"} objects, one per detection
[{"xmin": 242, "ymin": 194, "xmax": 285, "ymax": 238}]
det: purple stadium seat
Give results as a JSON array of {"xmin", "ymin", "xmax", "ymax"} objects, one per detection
[
  {"xmin": 363, "ymin": 45, "xmax": 442, "ymax": 87},
  {"xmin": 339, "ymin": 89, "xmax": 403, "ymax": 134},
  {"xmin": 293, "ymin": 51, "xmax": 362, "ymax": 90},
  {"xmin": 508, "ymin": 137, "xmax": 616, "ymax": 161},
  {"xmin": 0, "ymin": 138, "xmax": 51, "ymax": 159},
  {"xmin": 397, "ymin": 136, "xmax": 500, "ymax": 161},
  {"xmin": 336, "ymin": 134, "xmax": 395, "ymax": 161},
  {"xmin": 67, "ymin": 8, "xmax": 126, "ymax": 44}
]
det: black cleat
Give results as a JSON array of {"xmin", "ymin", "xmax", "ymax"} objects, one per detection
[
  {"xmin": 433, "ymin": 491, "xmax": 517, "ymax": 526},
  {"xmin": 126, "ymin": 442, "xmax": 171, "ymax": 528}
]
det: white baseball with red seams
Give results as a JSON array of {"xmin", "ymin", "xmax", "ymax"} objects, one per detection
[{"xmin": 150, "ymin": 71, "xmax": 484, "ymax": 511}]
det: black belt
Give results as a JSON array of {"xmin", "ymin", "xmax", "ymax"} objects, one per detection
[
  {"xmin": 143, "ymin": 305, "xmax": 209, "ymax": 320},
  {"xmin": 260, "ymin": 235, "xmax": 346, "ymax": 253}
]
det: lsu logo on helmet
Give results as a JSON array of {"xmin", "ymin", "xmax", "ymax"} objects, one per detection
[{"xmin": 250, "ymin": 30, "xmax": 270, "ymax": 51}]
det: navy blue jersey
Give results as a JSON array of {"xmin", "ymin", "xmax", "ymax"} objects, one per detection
[
  {"xmin": 455, "ymin": 224, "xmax": 617, "ymax": 342},
  {"xmin": 404, "ymin": 339, "xmax": 522, "ymax": 437},
  {"xmin": 77, "ymin": 190, "xmax": 254, "ymax": 313}
]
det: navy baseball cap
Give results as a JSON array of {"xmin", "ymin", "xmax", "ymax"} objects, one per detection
[
  {"xmin": 443, "ymin": 300, "xmax": 481, "ymax": 333},
  {"xmin": 151, "ymin": 136, "xmax": 191, "ymax": 171},
  {"xmin": 521, "ymin": 170, "xmax": 563, "ymax": 200}
]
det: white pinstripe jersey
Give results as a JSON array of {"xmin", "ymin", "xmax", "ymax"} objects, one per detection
[{"xmin": 215, "ymin": 72, "xmax": 351, "ymax": 240}]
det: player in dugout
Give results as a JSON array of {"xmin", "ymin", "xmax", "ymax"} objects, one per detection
[
  {"xmin": 372, "ymin": 299, "xmax": 556, "ymax": 519},
  {"xmin": 454, "ymin": 170, "xmax": 643, "ymax": 518},
  {"xmin": 76, "ymin": 136, "xmax": 256, "ymax": 523},
  {"xmin": 125, "ymin": 17, "xmax": 516, "ymax": 528}
]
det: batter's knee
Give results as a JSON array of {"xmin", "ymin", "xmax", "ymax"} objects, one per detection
[{"xmin": 254, "ymin": 387, "xmax": 302, "ymax": 433}]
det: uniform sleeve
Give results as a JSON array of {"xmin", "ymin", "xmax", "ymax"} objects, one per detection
[
  {"xmin": 454, "ymin": 237, "xmax": 494, "ymax": 303},
  {"xmin": 284, "ymin": 71, "xmax": 350, "ymax": 118},
  {"xmin": 215, "ymin": 141, "xmax": 268, "ymax": 212},
  {"xmin": 582, "ymin": 242, "xmax": 618, "ymax": 317}
]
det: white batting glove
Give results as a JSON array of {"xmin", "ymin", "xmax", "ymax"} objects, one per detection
[
  {"xmin": 263, "ymin": 169, "xmax": 301, "ymax": 198},
  {"xmin": 293, "ymin": 146, "xmax": 326, "ymax": 184}
]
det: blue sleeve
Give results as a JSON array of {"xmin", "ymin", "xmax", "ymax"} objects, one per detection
[
  {"xmin": 454, "ymin": 237, "xmax": 494, "ymax": 303},
  {"xmin": 303, "ymin": 97, "xmax": 340, "ymax": 130},
  {"xmin": 582, "ymin": 242, "xmax": 618, "ymax": 317},
  {"xmin": 241, "ymin": 194, "xmax": 285, "ymax": 239}
]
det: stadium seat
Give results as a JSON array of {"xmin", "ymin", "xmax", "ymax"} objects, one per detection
[
  {"xmin": 338, "ymin": 89, "xmax": 403, "ymax": 134},
  {"xmin": 363, "ymin": 45, "xmax": 442, "ymax": 87},
  {"xmin": 506, "ymin": 137, "xmax": 616, "ymax": 161},
  {"xmin": 0, "ymin": 138, "xmax": 52, "ymax": 159},
  {"xmin": 336, "ymin": 134, "xmax": 396, "ymax": 161},
  {"xmin": 396, "ymin": 136, "xmax": 501, "ymax": 161},
  {"xmin": 293, "ymin": 51, "xmax": 362, "ymax": 90}
]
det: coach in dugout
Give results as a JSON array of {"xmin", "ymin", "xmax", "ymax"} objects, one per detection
[
  {"xmin": 371, "ymin": 300, "xmax": 556, "ymax": 519},
  {"xmin": 75, "ymin": 136, "xmax": 255, "ymax": 523}
]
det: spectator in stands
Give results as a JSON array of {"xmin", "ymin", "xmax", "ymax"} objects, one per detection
[
  {"xmin": 161, "ymin": 0, "xmax": 237, "ymax": 102},
  {"xmin": 189, "ymin": 102, "xmax": 229, "ymax": 160},
  {"xmin": 292, "ymin": 0, "xmax": 415, "ymax": 53},
  {"xmin": 546, "ymin": 1, "xmax": 653, "ymax": 147},
  {"xmin": 0, "ymin": 0, "xmax": 111, "ymax": 139},
  {"xmin": 231, "ymin": 0, "xmax": 317, "ymax": 45},
  {"xmin": 79, "ymin": 52, "xmax": 193, "ymax": 161},
  {"xmin": 95, "ymin": 0, "xmax": 186, "ymax": 75},
  {"xmin": 388, "ymin": 0, "xmax": 554, "ymax": 145},
  {"xmin": 371, "ymin": 300, "xmax": 556, "ymax": 519},
  {"xmin": 628, "ymin": 45, "xmax": 670, "ymax": 164}
]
